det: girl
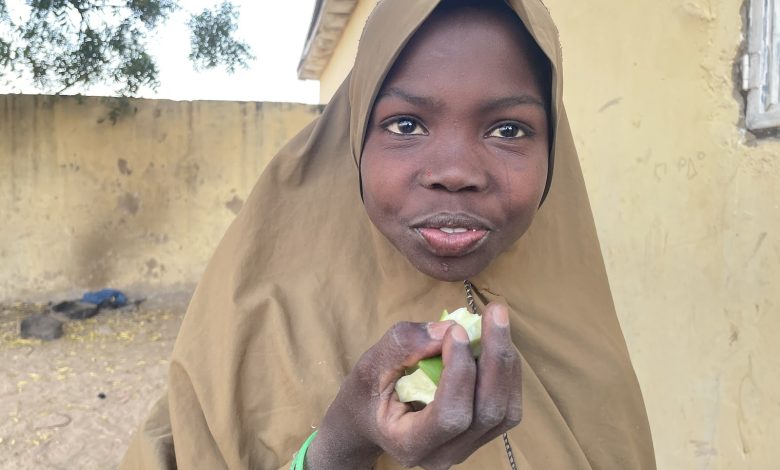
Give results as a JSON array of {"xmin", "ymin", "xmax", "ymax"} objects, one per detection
[{"xmin": 122, "ymin": 0, "xmax": 656, "ymax": 468}]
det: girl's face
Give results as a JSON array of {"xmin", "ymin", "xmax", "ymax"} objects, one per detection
[{"xmin": 361, "ymin": 6, "xmax": 550, "ymax": 282}]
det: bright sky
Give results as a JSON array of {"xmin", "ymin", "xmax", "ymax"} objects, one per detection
[{"xmin": 0, "ymin": 0, "xmax": 320, "ymax": 104}]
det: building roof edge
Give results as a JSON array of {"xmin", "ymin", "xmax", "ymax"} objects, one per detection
[{"xmin": 297, "ymin": 0, "xmax": 359, "ymax": 80}]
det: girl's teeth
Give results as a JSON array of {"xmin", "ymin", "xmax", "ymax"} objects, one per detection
[{"xmin": 439, "ymin": 227, "xmax": 468, "ymax": 234}]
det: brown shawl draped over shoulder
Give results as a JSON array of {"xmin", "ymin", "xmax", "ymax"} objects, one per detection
[{"xmin": 121, "ymin": 1, "xmax": 656, "ymax": 468}]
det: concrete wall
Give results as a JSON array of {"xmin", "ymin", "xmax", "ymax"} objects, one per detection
[
  {"xmin": 0, "ymin": 95, "xmax": 321, "ymax": 302},
  {"xmin": 317, "ymin": 0, "xmax": 780, "ymax": 468}
]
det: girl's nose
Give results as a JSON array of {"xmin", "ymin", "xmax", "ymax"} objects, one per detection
[{"xmin": 420, "ymin": 139, "xmax": 489, "ymax": 192}]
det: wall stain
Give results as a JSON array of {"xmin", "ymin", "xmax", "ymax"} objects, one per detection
[
  {"xmin": 689, "ymin": 440, "xmax": 718, "ymax": 457},
  {"xmin": 685, "ymin": 158, "xmax": 698, "ymax": 179},
  {"xmin": 117, "ymin": 158, "xmax": 132, "ymax": 176},
  {"xmin": 598, "ymin": 97, "xmax": 623, "ymax": 113},
  {"xmin": 225, "ymin": 195, "xmax": 244, "ymax": 215},
  {"xmin": 117, "ymin": 192, "xmax": 140, "ymax": 215},
  {"xmin": 737, "ymin": 355, "xmax": 756, "ymax": 455},
  {"xmin": 729, "ymin": 323, "xmax": 739, "ymax": 345},
  {"xmin": 636, "ymin": 149, "xmax": 652, "ymax": 164},
  {"xmin": 176, "ymin": 160, "xmax": 200, "ymax": 193},
  {"xmin": 748, "ymin": 232, "xmax": 768, "ymax": 262},
  {"xmin": 654, "ymin": 163, "xmax": 668, "ymax": 181},
  {"xmin": 71, "ymin": 230, "xmax": 118, "ymax": 288},
  {"xmin": 141, "ymin": 231, "xmax": 169, "ymax": 245},
  {"xmin": 60, "ymin": 163, "xmax": 80, "ymax": 172},
  {"xmin": 144, "ymin": 258, "xmax": 166, "ymax": 279},
  {"xmin": 142, "ymin": 162, "xmax": 156, "ymax": 177}
]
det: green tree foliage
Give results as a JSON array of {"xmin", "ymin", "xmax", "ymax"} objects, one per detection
[
  {"xmin": 188, "ymin": 1, "xmax": 248, "ymax": 73},
  {"xmin": 0, "ymin": 0, "xmax": 254, "ymax": 95}
]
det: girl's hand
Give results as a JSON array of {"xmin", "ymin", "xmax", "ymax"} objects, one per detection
[{"xmin": 305, "ymin": 303, "xmax": 522, "ymax": 469}]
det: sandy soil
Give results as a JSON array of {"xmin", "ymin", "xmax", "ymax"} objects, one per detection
[{"xmin": 0, "ymin": 300, "xmax": 185, "ymax": 470}]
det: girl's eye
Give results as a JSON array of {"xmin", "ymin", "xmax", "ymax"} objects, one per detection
[
  {"xmin": 384, "ymin": 118, "xmax": 426, "ymax": 135},
  {"xmin": 487, "ymin": 123, "xmax": 526, "ymax": 139}
]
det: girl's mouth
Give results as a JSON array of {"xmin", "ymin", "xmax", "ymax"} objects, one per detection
[
  {"xmin": 410, "ymin": 213, "xmax": 492, "ymax": 257},
  {"xmin": 417, "ymin": 227, "xmax": 489, "ymax": 257}
]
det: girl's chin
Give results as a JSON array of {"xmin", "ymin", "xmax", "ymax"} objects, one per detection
[{"xmin": 408, "ymin": 255, "xmax": 490, "ymax": 282}]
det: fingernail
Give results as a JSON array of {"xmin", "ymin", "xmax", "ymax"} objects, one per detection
[
  {"xmin": 493, "ymin": 306, "xmax": 509, "ymax": 327},
  {"xmin": 452, "ymin": 325, "xmax": 469, "ymax": 344},
  {"xmin": 427, "ymin": 321, "xmax": 451, "ymax": 340}
]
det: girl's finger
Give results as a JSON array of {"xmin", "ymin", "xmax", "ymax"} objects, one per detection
[
  {"xmin": 471, "ymin": 303, "xmax": 518, "ymax": 433},
  {"xmin": 426, "ymin": 324, "xmax": 477, "ymax": 436}
]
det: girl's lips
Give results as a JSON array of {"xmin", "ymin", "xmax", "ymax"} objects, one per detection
[{"xmin": 417, "ymin": 227, "xmax": 489, "ymax": 257}]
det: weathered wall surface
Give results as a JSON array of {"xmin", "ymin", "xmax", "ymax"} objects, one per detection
[
  {"xmin": 0, "ymin": 95, "xmax": 321, "ymax": 302},
  {"xmin": 548, "ymin": 1, "xmax": 779, "ymax": 468},
  {"xmin": 318, "ymin": 0, "xmax": 779, "ymax": 468}
]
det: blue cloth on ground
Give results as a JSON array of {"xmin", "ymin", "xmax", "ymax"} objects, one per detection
[{"xmin": 81, "ymin": 289, "xmax": 128, "ymax": 308}]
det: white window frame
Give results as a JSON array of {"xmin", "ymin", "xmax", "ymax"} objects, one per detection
[{"xmin": 743, "ymin": 0, "xmax": 780, "ymax": 130}]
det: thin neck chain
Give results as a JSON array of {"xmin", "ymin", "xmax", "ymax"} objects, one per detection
[
  {"xmin": 463, "ymin": 280, "xmax": 519, "ymax": 470},
  {"xmin": 464, "ymin": 280, "xmax": 478, "ymax": 316}
]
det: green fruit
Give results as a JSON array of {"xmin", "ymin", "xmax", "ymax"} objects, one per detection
[
  {"xmin": 394, "ymin": 368, "xmax": 437, "ymax": 405},
  {"xmin": 444, "ymin": 307, "xmax": 482, "ymax": 356},
  {"xmin": 395, "ymin": 307, "xmax": 482, "ymax": 405},
  {"xmin": 417, "ymin": 356, "xmax": 444, "ymax": 385}
]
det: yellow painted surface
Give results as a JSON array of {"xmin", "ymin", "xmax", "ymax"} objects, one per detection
[
  {"xmin": 318, "ymin": 0, "xmax": 780, "ymax": 468},
  {"xmin": 318, "ymin": 0, "xmax": 379, "ymax": 102},
  {"xmin": 547, "ymin": 1, "xmax": 779, "ymax": 468},
  {"xmin": 0, "ymin": 95, "xmax": 321, "ymax": 301}
]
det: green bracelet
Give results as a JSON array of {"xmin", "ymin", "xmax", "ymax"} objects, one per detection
[{"xmin": 291, "ymin": 430, "xmax": 318, "ymax": 470}]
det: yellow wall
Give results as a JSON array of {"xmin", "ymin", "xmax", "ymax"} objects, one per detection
[
  {"xmin": 318, "ymin": 0, "xmax": 379, "ymax": 102},
  {"xmin": 0, "ymin": 95, "xmax": 321, "ymax": 301},
  {"xmin": 318, "ymin": 0, "xmax": 780, "ymax": 468}
]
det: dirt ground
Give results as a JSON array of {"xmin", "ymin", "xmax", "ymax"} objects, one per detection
[{"xmin": 0, "ymin": 299, "xmax": 186, "ymax": 470}]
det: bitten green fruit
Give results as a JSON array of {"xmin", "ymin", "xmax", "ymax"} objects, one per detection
[{"xmin": 394, "ymin": 307, "xmax": 481, "ymax": 405}]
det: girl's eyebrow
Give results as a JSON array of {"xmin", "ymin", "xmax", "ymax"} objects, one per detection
[
  {"xmin": 478, "ymin": 95, "xmax": 546, "ymax": 114},
  {"xmin": 376, "ymin": 87, "xmax": 445, "ymax": 111},
  {"xmin": 376, "ymin": 87, "xmax": 545, "ymax": 115}
]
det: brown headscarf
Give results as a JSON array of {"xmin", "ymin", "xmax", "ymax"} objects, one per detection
[{"xmin": 121, "ymin": 0, "xmax": 656, "ymax": 468}]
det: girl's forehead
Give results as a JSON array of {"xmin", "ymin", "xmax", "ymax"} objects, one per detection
[{"xmin": 377, "ymin": 6, "xmax": 548, "ymax": 106}]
